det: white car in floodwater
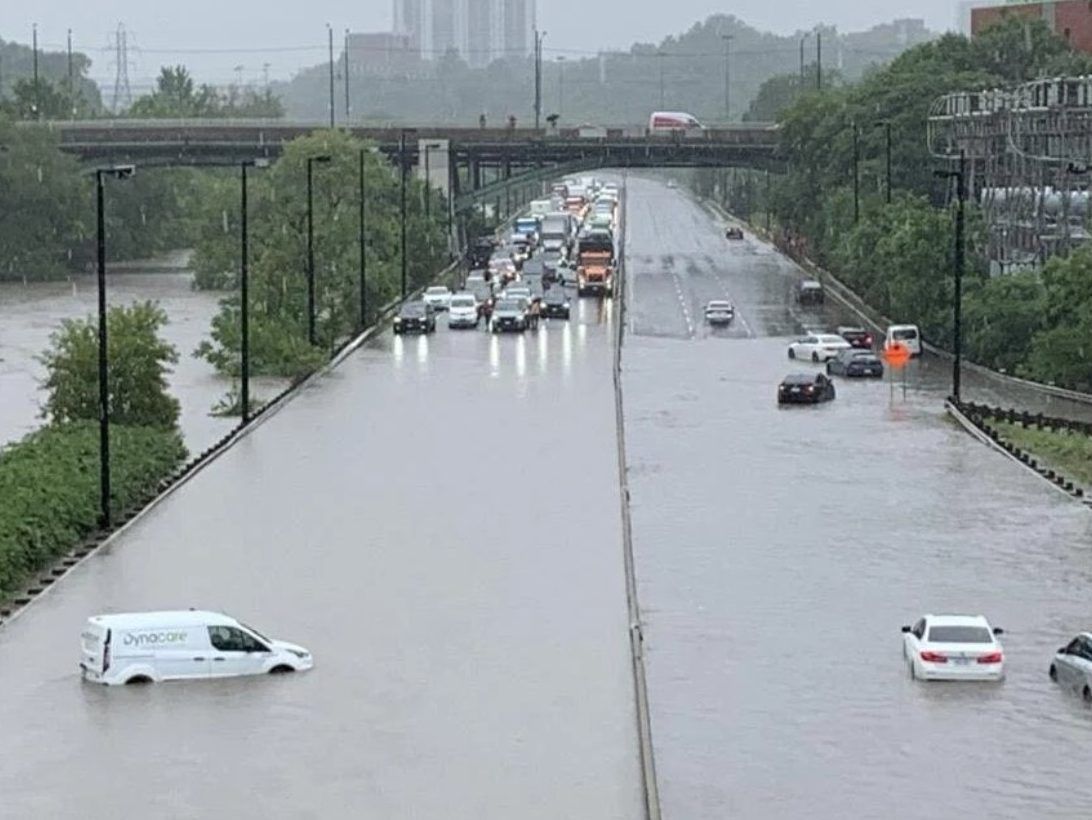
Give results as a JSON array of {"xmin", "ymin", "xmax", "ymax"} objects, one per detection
[
  {"xmin": 80, "ymin": 610, "xmax": 313, "ymax": 685},
  {"xmin": 902, "ymin": 614, "xmax": 1004, "ymax": 682}
]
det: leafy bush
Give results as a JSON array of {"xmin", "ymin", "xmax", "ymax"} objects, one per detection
[
  {"xmin": 0, "ymin": 422, "xmax": 186, "ymax": 600},
  {"xmin": 39, "ymin": 301, "xmax": 181, "ymax": 429}
]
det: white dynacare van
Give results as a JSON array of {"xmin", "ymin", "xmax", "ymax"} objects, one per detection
[
  {"xmin": 79, "ymin": 610, "xmax": 313, "ymax": 685},
  {"xmin": 886, "ymin": 324, "xmax": 923, "ymax": 356}
]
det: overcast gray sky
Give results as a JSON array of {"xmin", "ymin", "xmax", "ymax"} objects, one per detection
[{"xmin": 1, "ymin": 1, "xmax": 962, "ymax": 89}]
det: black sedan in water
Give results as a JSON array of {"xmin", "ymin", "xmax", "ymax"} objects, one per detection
[
  {"xmin": 778, "ymin": 372, "xmax": 836, "ymax": 404},
  {"xmin": 826, "ymin": 348, "xmax": 884, "ymax": 378},
  {"xmin": 393, "ymin": 301, "xmax": 436, "ymax": 334},
  {"xmin": 541, "ymin": 288, "xmax": 571, "ymax": 319}
]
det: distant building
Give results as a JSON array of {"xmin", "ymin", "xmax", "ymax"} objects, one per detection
[
  {"xmin": 346, "ymin": 32, "xmax": 420, "ymax": 77},
  {"xmin": 393, "ymin": 0, "xmax": 535, "ymax": 65},
  {"xmin": 970, "ymin": 1, "xmax": 1092, "ymax": 53}
]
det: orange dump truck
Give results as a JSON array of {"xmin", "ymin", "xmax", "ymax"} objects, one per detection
[{"xmin": 576, "ymin": 231, "xmax": 615, "ymax": 297}]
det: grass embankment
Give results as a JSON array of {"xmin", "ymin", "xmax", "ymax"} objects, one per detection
[
  {"xmin": 992, "ymin": 421, "xmax": 1092, "ymax": 487},
  {"xmin": 0, "ymin": 422, "xmax": 186, "ymax": 601}
]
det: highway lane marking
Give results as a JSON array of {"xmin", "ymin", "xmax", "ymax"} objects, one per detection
[{"xmin": 669, "ymin": 271, "xmax": 695, "ymax": 338}]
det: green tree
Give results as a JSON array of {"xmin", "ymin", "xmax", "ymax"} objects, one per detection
[
  {"xmin": 193, "ymin": 130, "xmax": 449, "ymax": 378},
  {"xmin": 128, "ymin": 65, "xmax": 284, "ymax": 119},
  {"xmin": 40, "ymin": 301, "xmax": 181, "ymax": 429}
]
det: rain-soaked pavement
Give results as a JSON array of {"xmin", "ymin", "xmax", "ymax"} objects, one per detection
[
  {"xmin": 0, "ymin": 268, "xmax": 241, "ymax": 452},
  {"xmin": 622, "ymin": 175, "xmax": 1092, "ymax": 819},
  {"xmin": 0, "ymin": 286, "xmax": 641, "ymax": 817}
]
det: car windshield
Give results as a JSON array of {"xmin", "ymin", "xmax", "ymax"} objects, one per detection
[
  {"xmin": 927, "ymin": 625, "xmax": 993, "ymax": 643},
  {"xmin": 400, "ymin": 303, "xmax": 426, "ymax": 317},
  {"xmin": 852, "ymin": 352, "xmax": 879, "ymax": 361},
  {"xmin": 426, "ymin": 287, "xmax": 448, "ymax": 295},
  {"xmin": 893, "ymin": 327, "xmax": 919, "ymax": 340},
  {"xmin": 545, "ymin": 291, "xmax": 566, "ymax": 303},
  {"xmin": 494, "ymin": 299, "xmax": 521, "ymax": 311},
  {"xmin": 451, "ymin": 297, "xmax": 475, "ymax": 308}
]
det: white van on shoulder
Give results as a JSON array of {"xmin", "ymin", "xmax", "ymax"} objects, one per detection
[
  {"xmin": 79, "ymin": 610, "xmax": 313, "ymax": 685},
  {"xmin": 648, "ymin": 111, "xmax": 704, "ymax": 135},
  {"xmin": 886, "ymin": 324, "xmax": 922, "ymax": 356}
]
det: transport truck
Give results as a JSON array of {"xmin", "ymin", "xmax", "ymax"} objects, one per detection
[{"xmin": 576, "ymin": 230, "xmax": 615, "ymax": 297}]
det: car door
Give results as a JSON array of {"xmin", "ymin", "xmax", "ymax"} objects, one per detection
[
  {"xmin": 798, "ymin": 336, "xmax": 816, "ymax": 357},
  {"xmin": 1075, "ymin": 637, "xmax": 1092, "ymax": 692},
  {"xmin": 1056, "ymin": 638, "xmax": 1084, "ymax": 688},
  {"xmin": 208, "ymin": 626, "xmax": 272, "ymax": 677}
]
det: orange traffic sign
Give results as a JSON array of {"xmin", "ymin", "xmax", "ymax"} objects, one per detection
[{"xmin": 882, "ymin": 341, "xmax": 911, "ymax": 368}]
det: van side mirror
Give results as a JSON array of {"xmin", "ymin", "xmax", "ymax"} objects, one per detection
[
  {"xmin": 1058, "ymin": 646, "xmax": 1069, "ymax": 654},
  {"xmin": 992, "ymin": 627, "xmax": 1004, "ymax": 636},
  {"xmin": 900, "ymin": 625, "xmax": 911, "ymax": 633}
]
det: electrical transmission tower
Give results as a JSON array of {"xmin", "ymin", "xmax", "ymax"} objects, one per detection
[{"xmin": 108, "ymin": 24, "xmax": 134, "ymax": 112}]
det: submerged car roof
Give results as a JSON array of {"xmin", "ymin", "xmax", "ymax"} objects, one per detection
[{"xmin": 90, "ymin": 610, "xmax": 237, "ymax": 628}]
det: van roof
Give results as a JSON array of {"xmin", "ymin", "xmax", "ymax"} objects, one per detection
[{"xmin": 89, "ymin": 610, "xmax": 237, "ymax": 629}]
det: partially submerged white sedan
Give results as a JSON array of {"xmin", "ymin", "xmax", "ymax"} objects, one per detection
[
  {"xmin": 704, "ymin": 300, "xmax": 735, "ymax": 326},
  {"xmin": 902, "ymin": 614, "xmax": 1005, "ymax": 681}
]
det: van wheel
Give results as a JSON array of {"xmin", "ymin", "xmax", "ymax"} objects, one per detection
[
  {"xmin": 788, "ymin": 348, "xmax": 795, "ymax": 359},
  {"xmin": 1049, "ymin": 664, "xmax": 1058, "ymax": 682},
  {"xmin": 125, "ymin": 675, "xmax": 153, "ymax": 685},
  {"xmin": 269, "ymin": 665, "xmax": 295, "ymax": 674}
]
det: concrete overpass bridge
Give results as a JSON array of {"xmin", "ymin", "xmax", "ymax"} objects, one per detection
[{"xmin": 44, "ymin": 119, "xmax": 778, "ymax": 209}]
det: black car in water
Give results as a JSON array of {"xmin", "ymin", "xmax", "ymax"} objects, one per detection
[
  {"xmin": 797, "ymin": 279, "xmax": 824, "ymax": 306},
  {"xmin": 826, "ymin": 348, "xmax": 884, "ymax": 378},
  {"xmin": 393, "ymin": 301, "xmax": 436, "ymax": 334},
  {"xmin": 491, "ymin": 298, "xmax": 529, "ymax": 333},
  {"xmin": 778, "ymin": 372, "xmax": 836, "ymax": 404},
  {"xmin": 542, "ymin": 288, "xmax": 571, "ymax": 319}
]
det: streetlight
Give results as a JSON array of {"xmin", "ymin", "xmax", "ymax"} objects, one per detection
[
  {"xmin": 358, "ymin": 148, "xmax": 368, "ymax": 329},
  {"xmin": 935, "ymin": 150, "xmax": 966, "ymax": 403},
  {"xmin": 399, "ymin": 129, "xmax": 416, "ymax": 298},
  {"xmin": 94, "ymin": 163, "xmax": 136, "ymax": 528},
  {"xmin": 874, "ymin": 120, "xmax": 893, "ymax": 205},
  {"xmin": 851, "ymin": 121, "xmax": 860, "ymax": 224},
  {"xmin": 721, "ymin": 35, "xmax": 733, "ymax": 121},
  {"xmin": 557, "ymin": 56, "xmax": 566, "ymax": 121},
  {"xmin": 534, "ymin": 30, "xmax": 547, "ymax": 130},
  {"xmin": 657, "ymin": 51, "xmax": 666, "ymax": 109},
  {"xmin": 306, "ymin": 154, "xmax": 332, "ymax": 346},
  {"xmin": 239, "ymin": 157, "xmax": 270, "ymax": 423},
  {"xmin": 799, "ymin": 33, "xmax": 809, "ymax": 85}
]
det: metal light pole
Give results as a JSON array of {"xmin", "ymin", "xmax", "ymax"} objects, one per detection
[
  {"xmin": 240, "ymin": 162, "xmax": 250, "ymax": 422},
  {"xmin": 816, "ymin": 31, "xmax": 822, "ymax": 90},
  {"xmin": 424, "ymin": 143, "xmax": 432, "ymax": 223},
  {"xmin": 67, "ymin": 29, "xmax": 74, "ymax": 116},
  {"xmin": 306, "ymin": 154, "xmax": 331, "ymax": 346},
  {"xmin": 557, "ymin": 56, "xmax": 566, "ymax": 121},
  {"xmin": 32, "ymin": 23, "xmax": 40, "ymax": 120},
  {"xmin": 327, "ymin": 24, "xmax": 335, "ymax": 129},
  {"xmin": 94, "ymin": 164, "xmax": 135, "ymax": 529},
  {"xmin": 400, "ymin": 130, "xmax": 409, "ymax": 298},
  {"xmin": 722, "ymin": 34, "xmax": 733, "ymax": 121},
  {"xmin": 852, "ymin": 122, "xmax": 860, "ymax": 224},
  {"xmin": 935, "ymin": 151, "xmax": 967, "ymax": 402},
  {"xmin": 344, "ymin": 28, "xmax": 351, "ymax": 123},
  {"xmin": 875, "ymin": 120, "xmax": 893, "ymax": 204},
  {"xmin": 658, "ymin": 51, "xmax": 666, "ymax": 109},
  {"xmin": 799, "ymin": 33, "xmax": 809, "ymax": 86},
  {"xmin": 358, "ymin": 148, "xmax": 368, "ymax": 328},
  {"xmin": 534, "ymin": 30, "xmax": 546, "ymax": 129}
]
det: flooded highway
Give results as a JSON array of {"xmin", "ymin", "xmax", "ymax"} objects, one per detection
[
  {"xmin": 0, "ymin": 268, "xmax": 239, "ymax": 452},
  {"xmin": 622, "ymin": 176, "xmax": 1092, "ymax": 818},
  {"xmin": 0, "ymin": 295, "xmax": 641, "ymax": 817}
]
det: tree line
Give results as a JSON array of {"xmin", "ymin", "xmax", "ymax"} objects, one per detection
[{"xmin": 704, "ymin": 17, "xmax": 1092, "ymax": 390}]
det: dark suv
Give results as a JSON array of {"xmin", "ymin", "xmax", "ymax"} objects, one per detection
[
  {"xmin": 797, "ymin": 280, "xmax": 824, "ymax": 306},
  {"xmin": 393, "ymin": 301, "xmax": 436, "ymax": 334}
]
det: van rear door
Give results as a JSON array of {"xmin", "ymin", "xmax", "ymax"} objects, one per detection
[{"xmin": 80, "ymin": 620, "xmax": 109, "ymax": 681}]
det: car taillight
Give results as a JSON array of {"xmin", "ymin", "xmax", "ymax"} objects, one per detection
[
  {"xmin": 920, "ymin": 650, "xmax": 948, "ymax": 663},
  {"xmin": 804, "ymin": 386, "xmax": 814, "ymax": 393},
  {"xmin": 864, "ymin": 335, "xmax": 873, "ymax": 345},
  {"xmin": 977, "ymin": 651, "xmax": 1003, "ymax": 664}
]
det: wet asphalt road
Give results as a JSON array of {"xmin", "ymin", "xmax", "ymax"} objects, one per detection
[
  {"xmin": 622, "ymin": 176, "xmax": 1092, "ymax": 819},
  {"xmin": 0, "ymin": 270, "xmax": 246, "ymax": 452},
  {"xmin": 0, "ymin": 293, "xmax": 641, "ymax": 817}
]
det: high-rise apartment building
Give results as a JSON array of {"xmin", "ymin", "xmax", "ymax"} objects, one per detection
[{"xmin": 393, "ymin": 0, "xmax": 535, "ymax": 65}]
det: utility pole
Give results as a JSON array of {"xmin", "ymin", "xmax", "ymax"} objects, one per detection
[
  {"xmin": 722, "ymin": 35, "xmax": 733, "ymax": 121},
  {"xmin": 327, "ymin": 24, "xmax": 335, "ymax": 129},
  {"xmin": 240, "ymin": 162, "xmax": 251, "ymax": 422},
  {"xmin": 799, "ymin": 33, "xmax": 808, "ymax": 86},
  {"xmin": 935, "ymin": 151, "xmax": 967, "ymax": 402},
  {"xmin": 534, "ymin": 30, "xmax": 546, "ymax": 129},
  {"xmin": 400, "ymin": 130, "xmax": 408, "ymax": 298},
  {"xmin": 658, "ymin": 51, "xmax": 666, "ymax": 109},
  {"xmin": 852, "ymin": 122, "xmax": 860, "ymax": 224},
  {"xmin": 875, "ymin": 120, "xmax": 892, "ymax": 204},
  {"xmin": 358, "ymin": 149, "xmax": 367, "ymax": 329},
  {"xmin": 816, "ymin": 31, "xmax": 822, "ymax": 90},
  {"xmin": 557, "ymin": 56, "xmax": 566, "ymax": 120},
  {"xmin": 67, "ymin": 29, "xmax": 75, "ymax": 116},
  {"xmin": 32, "ymin": 23, "xmax": 40, "ymax": 120},
  {"xmin": 344, "ymin": 28, "xmax": 351, "ymax": 123}
]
